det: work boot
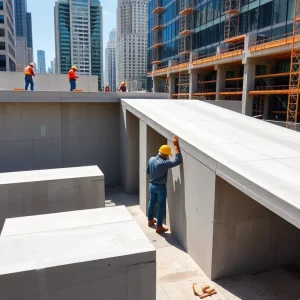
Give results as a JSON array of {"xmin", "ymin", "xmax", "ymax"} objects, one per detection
[
  {"xmin": 148, "ymin": 219, "xmax": 156, "ymax": 227},
  {"xmin": 156, "ymin": 225, "xmax": 169, "ymax": 233}
]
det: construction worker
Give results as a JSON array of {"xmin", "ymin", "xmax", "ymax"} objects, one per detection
[
  {"xmin": 105, "ymin": 84, "xmax": 110, "ymax": 92},
  {"xmin": 119, "ymin": 81, "xmax": 127, "ymax": 92},
  {"xmin": 146, "ymin": 136, "xmax": 182, "ymax": 233},
  {"xmin": 68, "ymin": 65, "xmax": 79, "ymax": 91},
  {"xmin": 24, "ymin": 63, "xmax": 35, "ymax": 91}
]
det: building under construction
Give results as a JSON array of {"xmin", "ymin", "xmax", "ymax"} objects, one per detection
[{"xmin": 148, "ymin": 0, "xmax": 300, "ymax": 126}]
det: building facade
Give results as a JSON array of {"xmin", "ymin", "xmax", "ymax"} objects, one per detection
[
  {"xmin": 37, "ymin": 50, "xmax": 46, "ymax": 73},
  {"xmin": 14, "ymin": 0, "xmax": 28, "ymax": 71},
  {"xmin": 105, "ymin": 28, "xmax": 117, "ymax": 91},
  {"xmin": 54, "ymin": 0, "xmax": 103, "ymax": 90},
  {"xmin": 26, "ymin": 12, "xmax": 33, "ymax": 64},
  {"xmin": 149, "ymin": 0, "xmax": 297, "ymax": 121},
  {"xmin": 0, "ymin": 0, "xmax": 16, "ymax": 71},
  {"xmin": 117, "ymin": 0, "xmax": 148, "ymax": 91}
]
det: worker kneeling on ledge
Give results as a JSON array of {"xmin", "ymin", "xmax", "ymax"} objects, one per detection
[{"xmin": 147, "ymin": 136, "xmax": 182, "ymax": 233}]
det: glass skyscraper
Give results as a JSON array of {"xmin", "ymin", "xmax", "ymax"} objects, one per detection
[
  {"xmin": 37, "ymin": 50, "xmax": 46, "ymax": 73},
  {"xmin": 148, "ymin": 0, "xmax": 295, "ymax": 70},
  {"xmin": 54, "ymin": 0, "xmax": 103, "ymax": 90}
]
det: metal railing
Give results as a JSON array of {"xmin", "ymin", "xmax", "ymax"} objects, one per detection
[
  {"xmin": 248, "ymin": 32, "xmax": 294, "ymax": 49},
  {"xmin": 255, "ymin": 85, "xmax": 290, "ymax": 90}
]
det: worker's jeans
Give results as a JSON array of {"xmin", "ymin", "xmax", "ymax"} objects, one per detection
[
  {"xmin": 148, "ymin": 183, "xmax": 167, "ymax": 226},
  {"xmin": 25, "ymin": 76, "xmax": 34, "ymax": 91},
  {"xmin": 69, "ymin": 79, "xmax": 76, "ymax": 91}
]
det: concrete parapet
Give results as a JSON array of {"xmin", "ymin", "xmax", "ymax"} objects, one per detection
[
  {"xmin": 0, "ymin": 166, "xmax": 105, "ymax": 232},
  {"xmin": 0, "ymin": 207, "xmax": 156, "ymax": 300}
]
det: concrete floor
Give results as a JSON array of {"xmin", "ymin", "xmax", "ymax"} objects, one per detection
[{"xmin": 106, "ymin": 187, "xmax": 300, "ymax": 300}]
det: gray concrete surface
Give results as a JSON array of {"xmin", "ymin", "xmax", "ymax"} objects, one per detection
[
  {"xmin": 0, "ymin": 166, "xmax": 105, "ymax": 232},
  {"xmin": 0, "ymin": 72, "xmax": 98, "ymax": 92},
  {"xmin": 121, "ymin": 99, "xmax": 300, "ymax": 279},
  {"xmin": 0, "ymin": 92, "xmax": 168, "ymax": 186},
  {"xmin": 0, "ymin": 206, "xmax": 156, "ymax": 300},
  {"xmin": 201, "ymin": 100, "xmax": 242, "ymax": 113},
  {"xmin": 107, "ymin": 187, "xmax": 300, "ymax": 300},
  {"xmin": 2, "ymin": 206, "xmax": 132, "ymax": 236}
]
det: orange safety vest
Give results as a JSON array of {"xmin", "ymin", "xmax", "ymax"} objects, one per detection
[
  {"xmin": 68, "ymin": 69, "xmax": 76, "ymax": 80},
  {"xmin": 24, "ymin": 66, "xmax": 33, "ymax": 76}
]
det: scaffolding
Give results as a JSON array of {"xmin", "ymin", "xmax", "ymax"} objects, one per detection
[
  {"xmin": 178, "ymin": 0, "xmax": 194, "ymax": 62},
  {"xmin": 224, "ymin": 0, "xmax": 241, "ymax": 43},
  {"xmin": 287, "ymin": 0, "xmax": 300, "ymax": 128},
  {"xmin": 151, "ymin": 0, "xmax": 164, "ymax": 65},
  {"xmin": 178, "ymin": 72, "xmax": 190, "ymax": 99}
]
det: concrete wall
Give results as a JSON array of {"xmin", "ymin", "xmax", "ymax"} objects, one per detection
[
  {"xmin": 0, "ymin": 166, "xmax": 105, "ymax": 232},
  {"xmin": 0, "ymin": 72, "xmax": 98, "ymax": 92},
  {"xmin": 0, "ymin": 102, "xmax": 120, "ymax": 186},
  {"xmin": 212, "ymin": 176, "xmax": 300, "ymax": 279},
  {"xmin": 201, "ymin": 100, "xmax": 242, "ymax": 113}
]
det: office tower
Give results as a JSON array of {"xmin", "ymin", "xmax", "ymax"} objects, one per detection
[
  {"xmin": 0, "ymin": 0, "xmax": 16, "ymax": 71},
  {"xmin": 148, "ymin": 0, "xmax": 296, "ymax": 121},
  {"xmin": 116, "ymin": 0, "xmax": 148, "ymax": 91},
  {"xmin": 37, "ymin": 50, "xmax": 46, "ymax": 73},
  {"xmin": 14, "ymin": 0, "xmax": 28, "ymax": 71},
  {"xmin": 105, "ymin": 28, "xmax": 117, "ymax": 91},
  {"xmin": 51, "ymin": 60, "xmax": 55, "ymax": 74},
  {"xmin": 26, "ymin": 12, "xmax": 33, "ymax": 64},
  {"xmin": 54, "ymin": 0, "xmax": 103, "ymax": 90}
]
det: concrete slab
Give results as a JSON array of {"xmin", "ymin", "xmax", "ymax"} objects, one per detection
[
  {"xmin": 0, "ymin": 219, "xmax": 156, "ymax": 300},
  {"xmin": 2, "ymin": 206, "xmax": 132, "ymax": 236},
  {"xmin": 0, "ymin": 166, "xmax": 105, "ymax": 232}
]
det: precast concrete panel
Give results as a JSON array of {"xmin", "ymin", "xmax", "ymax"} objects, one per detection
[
  {"xmin": 0, "ymin": 166, "xmax": 105, "ymax": 232},
  {"xmin": 0, "ymin": 217, "xmax": 156, "ymax": 300},
  {"xmin": 167, "ymin": 147, "xmax": 216, "ymax": 278},
  {"xmin": 139, "ymin": 120, "xmax": 148, "ymax": 215},
  {"xmin": 212, "ymin": 176, "xmax": 300, "ymax": 279}
]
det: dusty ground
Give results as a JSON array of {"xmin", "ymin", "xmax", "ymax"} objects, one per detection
[{"xmin": 106, "ymin": 187, "xmax": 300, "ymax": 300}]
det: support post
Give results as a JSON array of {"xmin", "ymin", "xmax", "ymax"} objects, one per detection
[{"xmin": 215, "ymin": 65, "xmax": 226, "ymax": 100}]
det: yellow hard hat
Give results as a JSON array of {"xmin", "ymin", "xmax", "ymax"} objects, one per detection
[
  {"xmin": 72, "ymin": 65, "xmax": 77, "ymax": 70},
  {"xmin": 29, "ymin": 62, "xmax": 34, "ymax": 67},
  {"xmin": 158, "ymin": 145, "xmax": 172, "ymax": 156},
  {"xmin": 121, "ymin": 81, "xmax": 125, "ymax": 84}
]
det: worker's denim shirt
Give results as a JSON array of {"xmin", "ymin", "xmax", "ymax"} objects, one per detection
[{"xmin": 146, "ymin": 153, "xmax": 182, "ymax": 185}]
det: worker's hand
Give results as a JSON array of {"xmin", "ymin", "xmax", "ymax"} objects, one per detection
[{"xmin": 173, "ymin": 136, "xmax": 179, "ymax": 147}]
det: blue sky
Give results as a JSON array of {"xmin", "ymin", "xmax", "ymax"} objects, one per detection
[{"xmin": 27, "ymin": 0, "xmax": 117, "ymax": 69}]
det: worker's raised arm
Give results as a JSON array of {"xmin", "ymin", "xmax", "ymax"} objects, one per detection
[{"xmin": 163, "ymin": 136, "xmax": 182, "ymax": 169}]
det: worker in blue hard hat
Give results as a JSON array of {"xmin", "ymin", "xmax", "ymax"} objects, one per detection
[{"xmin": 146, "ymin": 136, "xmax": 182, "ymax": 233}]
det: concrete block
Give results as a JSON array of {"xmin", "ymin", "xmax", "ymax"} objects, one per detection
[
  {"xmin": 0, "ymin": 166, "xmax": 105, "ymax": 232},
  {"xmin": 2, "ymin": 206, "xmax": 132, "ymax": 236},
  {"xmin": 0, "ymin": 216, "xmax": 156, "ymax": 300}
]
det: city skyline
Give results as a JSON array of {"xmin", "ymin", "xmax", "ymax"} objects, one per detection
[
  {"xmin": 54, "ymin": 0, "xmax": 103, "ymax": 89},
  {"xmin": 27, "ymin": 0, "xmax": 117, "ymax": 72}
]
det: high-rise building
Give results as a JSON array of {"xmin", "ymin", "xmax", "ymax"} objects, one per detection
[
  {"xmin": 148, "ymin": 0, "xmax": 296, "ymax": 122},
  {"xmin": 0, "ymin": 0, "xmax": 16, "ymax": 71},
  {"xmin": 105, "ymin": 28, "xmax": 117, "ymax": 91},
  {"xmin": 37, "ymin": 50, "xmax": 46, "ymax": 73},
  {"xmin": 116, "ymin": 0, "xmax": 147, "ymax": 91},
  {"xmin": 26, "ymin": 12, "xmax": 33, "ymax": 64},
  {"xmin": 14, "ymin": 0, "xmax": 28, "ymax": 71},
  {"xmin": 54, "ymin": 0, "xmax": 103, "ymax": 90}
]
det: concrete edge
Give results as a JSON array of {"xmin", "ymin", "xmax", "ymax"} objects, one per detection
[{"xmin": 216, "ymin": 162, "xmax": 300, "ymax": 230}]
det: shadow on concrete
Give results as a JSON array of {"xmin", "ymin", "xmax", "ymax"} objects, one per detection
[
  {"xmin": 105, "ymin": 186, "xmax": 139, "ymax": 208},
  {"xmin": 167, "ymin": 162, "xmax": 188, "ymax": 251}
]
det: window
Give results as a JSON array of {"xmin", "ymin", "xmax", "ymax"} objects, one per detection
[
  {"xmin": 0, "ymin": 1, "xmax": 3, "ymax": 10},
  {"xmin": 0, "ymin": 28, "xmax": 4, "ymax": 37},
  {"xmin": 0, "ymin": 54, "xmax": 6, "ymax": 71},
  {"xmin": 256, "ymin": 65, "xmax": 267, "ymax": 76},
  {"xmin": 0, "ymin": 42, "xmax": 5, "ymax": 50},
  {"xmin": 0, "ymin": 15, "xmax": 4, "ymax": 24}
]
